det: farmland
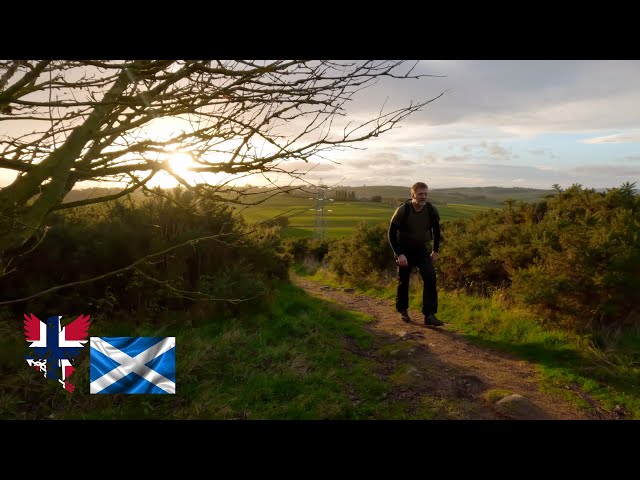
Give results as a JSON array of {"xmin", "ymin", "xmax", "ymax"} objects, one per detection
[
  {"xmin": 61, "ymin": 185, "xmax": 556, "ymax": 239},
  {"xmin": 238, "ymin": 194, "xmax": 493, "ymax": 238}
]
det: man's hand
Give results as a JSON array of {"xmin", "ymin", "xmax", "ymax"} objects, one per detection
[
  {"xmin": 396, "ymin": 254, "xmax": 408, "ymax": 267},
  {"xmin": 430, "ymin": 251, "xmax": 439, "ymax": 262}
]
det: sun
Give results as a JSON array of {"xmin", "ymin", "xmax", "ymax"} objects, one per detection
[
  {"xmin": 168, "ymin": 152, "xmax": 195, "ymax": 180},
  {"xmin": 137, "ymin": 120, "xmax": 281, "ymax": 189},
  {"xmin": 147, "ymin": 151, "xmax": 199, "ymax": 188}
]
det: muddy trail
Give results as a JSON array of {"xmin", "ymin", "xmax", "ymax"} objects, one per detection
[{"xmin": 292, "ymin": 275, "xmax": 614, "ymax": 420}]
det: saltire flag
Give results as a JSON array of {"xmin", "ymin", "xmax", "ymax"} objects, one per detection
[
  {"xmin": 24, "ymin": 314, "xmax": 91, "ymax": 393},
  {"xmin": 90, "ymin": 337, "xmax": 176, "ymax": 394}
]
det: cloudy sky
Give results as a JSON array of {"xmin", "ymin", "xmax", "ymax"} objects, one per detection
[
  {"xmin": 290, "ymin": 60, "xmax": 640, "ymax": 190},
  {"xmin": 2, "ymin": 60, "xmax": 638, "ymax": 191}
]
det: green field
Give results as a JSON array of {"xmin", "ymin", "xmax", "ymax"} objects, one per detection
[
  {"xmin": 62, "ymin": 185, "xmax": 554, "ymax": 239},
  {"xmin": 237, "ymin": 194, "xmax": 493, "ymax": 238}
]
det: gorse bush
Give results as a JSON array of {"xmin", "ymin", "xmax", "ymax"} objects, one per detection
[
  {"xmin": 0, "ymin": 188, "xmax": 289, "ymax": 323},
  {"xmin": 515, "ymin": 184, "xmax": 640, "ymax": 331},
  {"xmin": 327, "ymin": 222, "xmax": 395, "ymax": 281},
  {"xmin": 322, "ymin": 183, "xmax": 640, "ymax": 333},
  {"xmin": 281, "ymin": 237, "xmax": 331, "ymax": 264},
  {"xmin": 439, "ymin": 183, "xmax": 640, "ymax": 332}
]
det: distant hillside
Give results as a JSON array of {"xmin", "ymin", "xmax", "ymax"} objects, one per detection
[
  {"xmin": 329, "ymin": 185, "xmax": 557, "ymax": 207},
  {"xmin": 62, "ymin": 184, "xmax": 557, "ymax": 209},
  {"xmin": 62, "ymin": 185, "xmax": 291, "ymax": 204},
  {"xmin": 428, "ymin": 186, "xmax": 557, "ymax": 207}
]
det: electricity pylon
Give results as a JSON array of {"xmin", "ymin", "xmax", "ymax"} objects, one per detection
[{"xmin": 309, "ymin": 181, "xmax": 333, "ymax": 240}]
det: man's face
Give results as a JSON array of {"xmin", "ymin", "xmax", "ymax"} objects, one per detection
[{"xmin": 412, "ymin": 188, "xmax": 428, "ymax": 205}]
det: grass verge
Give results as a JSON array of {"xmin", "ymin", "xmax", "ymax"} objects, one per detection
[{"xmin": 303, "ymin": 267, "xmax": 640, "ymax": 419}]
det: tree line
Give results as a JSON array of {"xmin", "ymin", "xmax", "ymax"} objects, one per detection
[{"xmin": 333, "ymin": 190, "xmax": 357, "ymax": 201}]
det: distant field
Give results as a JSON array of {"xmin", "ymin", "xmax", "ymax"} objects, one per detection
[
  {"xmin": 237, "ymin": 194, "xmax": 493, "ymax": 238},
  {"xmin": 62, "ymin": 184, "xmax": 553, "ymax": 239},
  {"xmin": 324, "ymin": 185, "xmax": 556, "ymax": 207}
]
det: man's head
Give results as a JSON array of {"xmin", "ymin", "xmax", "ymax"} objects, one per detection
[{"xmin": 411, "ymin": 182, "xmax": 428, "ymax": 206}]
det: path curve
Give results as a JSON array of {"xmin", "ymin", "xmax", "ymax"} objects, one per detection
[{"xmin": 293, "ymin": 275, "xmax": 606, "ymax": 420}]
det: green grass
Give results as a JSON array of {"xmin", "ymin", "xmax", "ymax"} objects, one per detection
[
  {"xmin": 304, "ymin": 267, "xmax": 640, "ymax": 419},
  {"xmin": 0, "ymin": 282, "xmax": 419, "ymax": 420},
  {"xmin": 238, "ymin": 194, "xmax": 494, "ymax": 238}
]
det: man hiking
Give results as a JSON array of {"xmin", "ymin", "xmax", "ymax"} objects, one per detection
[{"xmin": 388, "ymin": 181, "xmax": 443, "ymax": 326}]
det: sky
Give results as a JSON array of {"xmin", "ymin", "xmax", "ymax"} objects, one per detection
[
  {"xmin": 2, "ymin": 60, "xmax": 639, "ymax": 191},
  {"xmin": 288, "ymin": 60, "xmax": 640, "ymax": 190}
]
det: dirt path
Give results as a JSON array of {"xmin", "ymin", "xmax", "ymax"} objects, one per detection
[{"xmin": 292, "ymin": 275, "xmax": 608, "ymax": 420}]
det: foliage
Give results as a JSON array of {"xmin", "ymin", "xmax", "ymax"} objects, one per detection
[
  {"xmin": 0, "ymin": 188, "xmax": 288, "ymax": 321},
  {"xmin": 281, "ymin": 237, "xmax": 331, "ymax": 264},
  {"xmin": 318, "ymin": 182, "xmax": 639, "ymax": 333},
  {"xmin": 333, "ymin": 190, "xmax": 357, "ymax": 201},
  {"xmin": 436, "ymin": 183, "xmax": 640, "ymax": 332},
  {"xmin": 326, "ymin": 222, "xmax": 395, "ymax": 281}
]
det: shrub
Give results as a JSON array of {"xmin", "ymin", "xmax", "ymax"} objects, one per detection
[{"xmin": 0, "ymin": 188, "xmax": 288, "ymax": 324}]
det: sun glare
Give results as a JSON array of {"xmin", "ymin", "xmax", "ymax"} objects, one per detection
[
  {"xmin": 146, "ymin": 151, "xmax": 199, "ymax": 189},
  {"xmin": 149, "ymin": 151, "xmax": 233, "ymax": 189},
  {"xmin": 169, "ymin": 152, "xmax": 195, "ymax": 179},
  {"xmin": 137, "ymin": 126, "xmax": 285, "ymax": 190}
]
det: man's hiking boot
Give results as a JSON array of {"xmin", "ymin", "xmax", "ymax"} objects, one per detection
[
  {"xmin": 424, "ymin": 313, "xmax": 444, "ymax": 327},
  {"xmin": 400, "ymin": 310, "xmax": 411, "ymax": 323}
]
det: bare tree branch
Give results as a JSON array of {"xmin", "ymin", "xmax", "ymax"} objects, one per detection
[
  {"xmin": 51, "ymin": 170, "xmax": 159, "ymax": 210},
  {"xmin": 0, "ymin": 60, "xmax": 443, "ymax": 276}
]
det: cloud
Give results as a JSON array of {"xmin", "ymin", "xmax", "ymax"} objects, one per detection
[
  {"xmin": 347, "ymin": 152, "xmax": 413, "ymax": 167},
  {"xmin": 348, "ymin": 60, "xmax": 640, "ymax": 139},
  {"xmin": 422, "ymin": 153, "xmax": 439, "ymax": 163},
  {"xmin": 443, "ymin": 155, "xmax": 470, "ymax": 162},
  {"xmin": 529, "ymin": 148, "xmax": 557, "ymax": 159},
  {"xmin": 570, "ymin": 165, "xmax": 640, "ymax": 176},
  {"xmin": 449, "ymin": 141, "xmax": 512, "ymax": 160},
  {"xmin": 488, "ymin": 143, "xmax": 510, "ymax": 158},
  {"xmin": 431, "ymin": 141, "xmax": 517, "ymax": 163},
  {"xmin": 372, "ymin": 152, "xmax": 402, "ymax": 162},
  {"xmin": 582, "ymin": 132, "xmax": 640, "ymax": 144},
  {"xmin": 292, "ymin": 158, "xmax": 638, "ymax": 190},
  {"xmin": 280, "ymin": 161, "xmax": 337, "ymax": 173}
]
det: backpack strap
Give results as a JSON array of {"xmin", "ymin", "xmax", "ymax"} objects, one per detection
[
  {"xmin": 400, "ymin": 199, "xmax": 412, "ymax": 228},
  {"xmin": 426, "ymin": 201, "xmax": 437, "ymax": 226},
  {"xmin": 400, "ymin": 199, "xmax": 437, "ymax": 229}
]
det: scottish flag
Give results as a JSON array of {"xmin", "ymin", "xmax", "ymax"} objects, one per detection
[{"xmin": 90, "ymin": 337, "xmax": 175, "ymax": 394}]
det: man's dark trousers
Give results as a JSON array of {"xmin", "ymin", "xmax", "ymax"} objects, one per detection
[{"xmin": 395, "ymin": 248, "xmax": 437, "ymax": 315}]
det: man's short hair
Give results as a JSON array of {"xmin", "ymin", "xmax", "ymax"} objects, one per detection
[{"xmin": 411, "ymin": 182, "xmax": 428, "ymax": 195}]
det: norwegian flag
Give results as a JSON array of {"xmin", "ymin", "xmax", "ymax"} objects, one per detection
[{"xmin": 24, "ymin": 314, "xmax": 90, "ymax": 393}]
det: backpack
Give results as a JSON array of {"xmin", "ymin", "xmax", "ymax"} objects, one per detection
[{"xmin": 398, "ymin": 199, "xmax": 441, "ymax": 242}]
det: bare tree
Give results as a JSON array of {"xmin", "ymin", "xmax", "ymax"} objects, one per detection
[{"xmin": 0, "ymin": 60, "xmax": 442, "ymax": 278}]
